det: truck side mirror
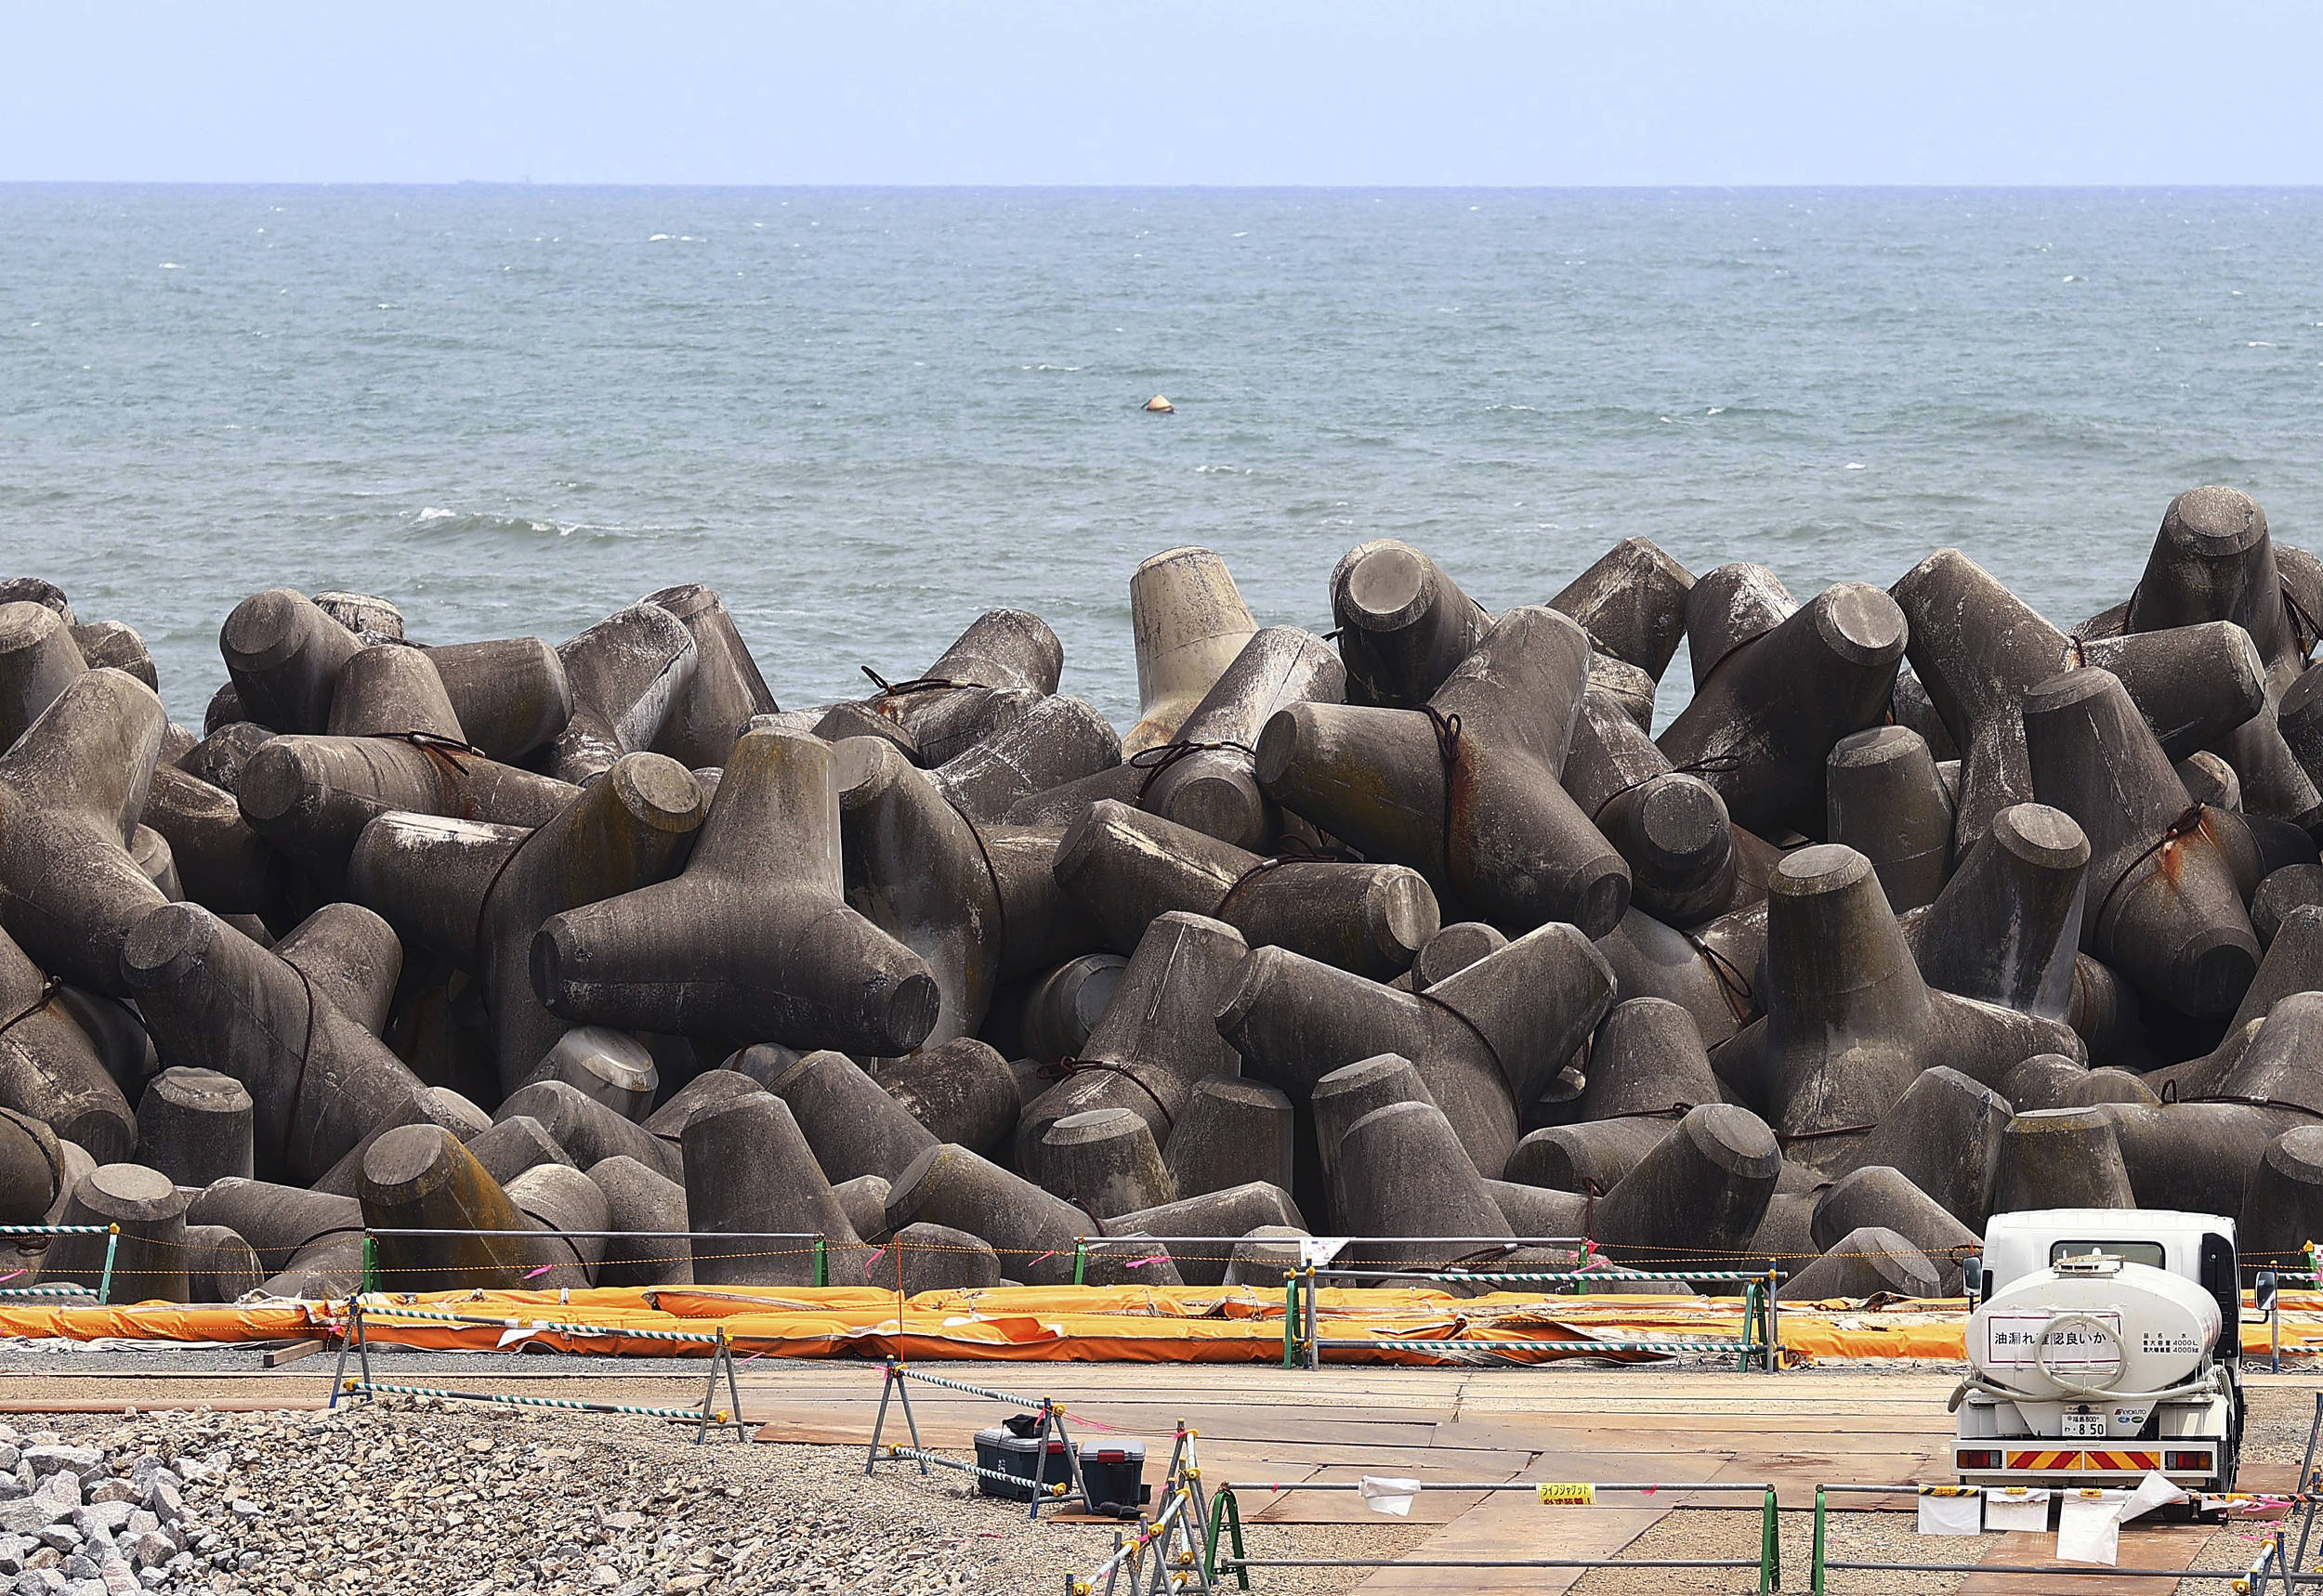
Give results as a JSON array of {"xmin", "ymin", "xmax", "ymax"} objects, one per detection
[
  {"xmin": 2256, "ymin": 1271, "xmax": 2278, "ymax": 1314},
  {"xmin": 1962, "ymin": 1255, "xmax": 1983, "ymax": 1301}
]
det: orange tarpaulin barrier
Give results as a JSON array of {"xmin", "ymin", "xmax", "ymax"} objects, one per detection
[{"xmin": 3, "ymin": 1287, "xmax": 2317, "ymax": 1367}]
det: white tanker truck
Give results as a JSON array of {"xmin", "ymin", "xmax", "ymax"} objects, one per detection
[{"xmin": 1952, "ymin": 1209, "xmax": 2271, "ymax": 1492}]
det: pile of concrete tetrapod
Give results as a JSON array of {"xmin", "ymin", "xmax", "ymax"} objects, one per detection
[{"xmin": 7, "ymin": 484, "xmax": 2323, "ymax": 1308}]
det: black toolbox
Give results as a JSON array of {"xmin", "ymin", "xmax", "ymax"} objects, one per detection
[
  {"xmin": 1078, "ymin": 1439, "xmax": 1149, "ymax": 1515},
  {"xmin": 973, "ymin": 1425, "xmax": 1078, "ymax": 1501}
]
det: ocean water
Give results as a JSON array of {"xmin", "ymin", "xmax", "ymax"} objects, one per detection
[{"xmin": 3, "ymin": 185, "xmax": 2321, "ymax": 734}]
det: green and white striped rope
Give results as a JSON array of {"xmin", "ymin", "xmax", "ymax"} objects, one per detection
[
  {"xmin": 878, "ymin": 1444, "xmax": 1072, "ymax": 1496},
  {"xmin": 0, "ymin": 1225, "xmax": 113, "ymax": 1236},
  {"xmin": 353, "ymin": 1302, "xmax": 726, "ymax": 1346},
  {"xmin": 0, "ymin": 1286, "xmax": 97, "ymax": 1299},
  {"xmin": 885, "ymin": 1361, "xmax": 1049, "ymax": 1413},
  {"xmin": 1328, "ymin": 1336, "xmax": 1756, "ymax": 1353},
  {"xmin": 343, "ymin": 1380, "xmax": 736, "ymax": 1425}
]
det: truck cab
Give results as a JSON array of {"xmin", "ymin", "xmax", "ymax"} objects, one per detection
[{"xmin": 1954, "ymin": 1210, "xmax": 2248, "ymax": 1492}]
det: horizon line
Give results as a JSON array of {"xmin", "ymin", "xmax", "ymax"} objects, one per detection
[{"xmin": 7, "ymin": 179, "xmax": 2323, "ymax": 194}]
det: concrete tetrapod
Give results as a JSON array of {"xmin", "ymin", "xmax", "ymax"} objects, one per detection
[
  {"xmin": 324, "ymin": 645, "xmax": 466, "ymax": 741},
  {"xmin": 1163, "ymin": 1076, "xmax": 1293, "ymax": 1200},
  {"xmin": 1034, "ymin": 1108, "xmax": 1175, "ymax": 1219},
  {"xmin": 0, "ymin": 669, "xmax": 169, "ymax": 996},
  {"xmin": 765, "ymin": 1048, "xmax": 938, "ymax": 1187},
  {"xmin": 885, "ymin": 1221, "xmax": 1004, "ymax": 1294},
  {"xmin": 350, "ymin": 750, "xmax": 705, "ymax": 1092},
  {"xmin": 1257, "ymin": 606, "xmax": 1633, "ymax": 938},
  {"xmin": 1809, "ymin": 1166, "xmax": 1977, "ymax": 1293},
  {"xmin": 132, "ymin": 1067, "xmax": 253, "ymax": 1188},
  {"xmin": 1328, "ymin": 1101, "xmax": 1510, "ymax": 1268},
  {"xmin": 1825, "ymin": 1066, "xmax": 2011, "ymax": 1231},
  {"xmin": 1547, "ymin": 537, "xmax": 1695, "ymax": 682},
  {"xmin": 833, "ymin": 736, "xmax": 1003, "ymax": 1047},
  {"xmin": 123, "ymin": 904, "xmax": 431, "ymax": 1185},
  {"xmin": 184, "ymin": 1224, "xmax": 266, "ymax": 1302},
  {"xmin": 466, "ymin": 1116, "xmax": 576, "ymax": 1187},
  {"xmin": 829, "ymin": 1175, "xmax": 889, "ymax": 1242},
  {"xmin": 526, "ymin": 1027, "xmax": 658, "ymax": 1120},
  {"xmin": 929, "ymin": 695, "xmax": 1122, "ymax": 828},
  {"xmin": 236, "ymin": 730, "xmax": 578, "ymax": 887},
  {"xmin": 1328, "ymin": 540, "xmax": 1490, "ymax": 709},
  {"xmin": 1656, "ymin": 583, "xmax": 1909, "ymax": 843},
  {"xmin": 187, "ymin": 1178, "xmax": 365, "ymax": 1298},
  {"xmin": 1121, "ymin": 626, "xmax": 1345, "ymax": 854},
  {"xmin": 2252, "ymin": 865, "xmax": 2323, "ymax": 948},
  {"xmin": 1905, "ymin": 803, "xmax": 2089, "ymax": 1022},
  {"xmin": 1309, "ymin": 1054, "xmax": 1438, "ymax": 1222},
  {"xmin": 0, "ymin": 1110, "xmax": 65, "ymax": 1224},
  {"xmin": 1586, "ymin": 1104, "xmax": 1781, "ymax": 1268},
  {"xmin": 640, "ymin": 584, "xmax": 778, "ymax": 769},
  {"xmin": 1778, "ymin": 1226, "xmax": 1942, "ymax": 1302},
  {"xmin": 1682, "ymin": 564, "xmax": 1797, "ymax": 689},
  {"xmin": 1506, "ymin": 996, "xmax": 1727, "ymax": 1197},
  {"xmin": 142, "ymin": 764, "xmax": 302, "ymax": 924},
  {"xmin": 46, "ymin": 1164, "xmax": 190, "ymax": 1302},
  {"xmin": 0, "ymin": 926, "xmax": 135, "ymax": 1164},
  {"xmin": 679, "ymin": 1092, "xmax": 860, "ymax": 1286},
  {"xmin": 2237, "ymin": 1125, "xmax": 2323, "ymax": 1262},
  {"xmin": 1989, "ymin": 1107, "xmax": 2137, "ymax": 1213},
  {"xmin": 505, "ymin": 1162, "xmax": 612, "ymax": 1282},
  {"xmin": 421, "ymin": 637, "xmax": 573, "ymax": 763},
  {"xmin": 871, "ymin": 1038, "xmax": 1021, "ymax": 1159},
  {"xmin": 272, "ymin": 902, "xmax": 403, "ymax": 1040},
  {"xmin": 2125, "ymin": 487, "xmax": 2323, "ymax": 826},
  {"xmin": 547, "ymin": 600, "xmax": 699, "ymax": 784},
  {"xmin": 1410, "ymin": 922, "xmax": 1508, "ymax": 990},
  {"xmin": 585, "ymin": 1156, "xmax": 693, "ymax": 1288},
  {"xmin": 1103, "ymin": 1182, "xmax": 1305, "ymax": 1286},
  {"xmin": 1217, "ymin": 922, "xmax": 1616, "ymax": 1179},
  {"xmin": 1124, "ymin": 547, "xmax": 1260, "ymax": 755},
  {"xmin": 1826, "ymin": 726, "xmax": 1954, "ymax": 913},
  {"xmin": 359, "ymin": 1124, "xmax": 584, "ymax": 1293},
  {"xmin": 829, "ymin": 609, "xmax": 1065, "ymax": 765},
  {"xmin": 532, "ymin": 726, "xmax": 940, "ymax": 1058},
  {"xmin": 0, "ymin": 601, "xmax": 87, "ymax": 752},
  {"xmin": 1713, "ymin": 845, "xmax": 2080, "ymax": 1161},
  {"xmin": 1562, "ymin": 690, "xmax": 1747, "ymax": 929},
  {"xmin": 884, "ymin": 1142, "xmax": 1173, "ymax": 1287},
  {"xmin": 1053, "ymin": 800, "xmax": 1436, "ymax": 981},
  {"xmin": 218, "ymin": 589, "xmax": 361, "ymax": 735},
  {"xmin": 1017, "ymin": 954, "xmax": 1127, "ymax": 1062},
  {"xmin": 2021, "ymin": 666, "xmax": 2261, "ymax": 1016},
  {"xmin": 494, "ymin": 1080, "xmax": 680, "ymax": 1184},
  {"xmin": 1014, "ymin": 910, "xmax": 1248, "ymax": 1160},
  {"xmin": 1593, "ymin": 904, "xmax": 1767, "ymax": 1053}
]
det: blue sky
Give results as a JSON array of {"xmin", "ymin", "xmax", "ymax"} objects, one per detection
[{"xmin": 8, "ymin": 2, "xmax": 2322, "ymax": 186}]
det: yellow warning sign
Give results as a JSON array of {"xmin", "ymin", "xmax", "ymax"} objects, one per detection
[{"xmin": 1538, "ymin": 1483, "xmax": 1595, "ymax": 1505}]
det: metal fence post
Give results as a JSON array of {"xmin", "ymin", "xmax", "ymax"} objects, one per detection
[
  {"xmin": 1809, "ymin": 1485, "xmax": 1827, "ymax": 1594},
  {"xmin": 1760, "ymin": 1485, "xmax": 1780, "ymax": 1593},
  {"xmin": 1073, "ymin": 1239, "xmax": 1088, "ymax": 1286},
  {"xmin": 361, "ymin": 1232, "xmax": 378, "ymax": 1294},
  {"xmin": 96, "ymin": 1224, "xmax": 118, "ymax": 1305},
  {"xmin": 1280, "ymin": 1273, "xmax": 1297, "ymax": 1369},
  {"xmin": 813, "ymin": 1237, "xmax": 828, "ymax": 1288}
]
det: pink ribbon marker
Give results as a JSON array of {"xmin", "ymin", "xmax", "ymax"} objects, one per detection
[
  {"xmin": 1029, "ymin": 1250, "xmax": 1058, "ymax": 1267},
  {"xmin": 1126, "ymin": 1255, "xmax": 1167, "ymax": 1269},
  {"xmin": 522, "ymin": 1265, "xmax": 552, "ymax": 1280},
  {"xmin": 0, "ymin": 1270, "xmax": 21, "ymax": 1284},
  {"xmin": 863, "ymin": 1247, "xmax": 887, "ymax": 1277}
]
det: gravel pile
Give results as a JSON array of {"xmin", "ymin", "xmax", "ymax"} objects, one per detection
[{"xmin": 15, "ymin": 1400, "xmax": 1408, "ymax": 1596}]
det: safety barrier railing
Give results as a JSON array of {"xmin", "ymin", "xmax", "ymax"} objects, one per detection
[
  {"xmin": 359, "ymin": 1228, "xmax": 828, "ymax": 1289},
  {"xmin": 327, "ymin": 1296, "xmax": 749, "ymax": 1443},
  {"xmin": 0, "ymin": 1224, "xmax": 118, "ymax": 1303},
  {"xmin": 1808, "ymin": 1482, "xmax": 2300, "ymax": 1591},
  {"xmin": 865, "ymin": 1357, "xmax": 1094, "ymax": 1520},
  {"xmin": 1064, "ymin": 1421, "xmax": 1212, "ymax": 1595},
  {"xmin": 1282, "ymin": 1259, "xmax": 1782, "ymax": 1371},
  {"xmin": 1201, "ymin": 1477, "xmax": 1780, "ymax": 1591}
]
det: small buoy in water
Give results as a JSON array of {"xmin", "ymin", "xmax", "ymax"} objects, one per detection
[{"xmin": 1144, "ymin": 396, "xmax": 1175, "ymax": 413}]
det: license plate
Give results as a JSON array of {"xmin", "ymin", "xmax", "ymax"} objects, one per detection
[{"xmin": 2064, "ymin": 1413, "xmax": 2107, "ymax": 1439}]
